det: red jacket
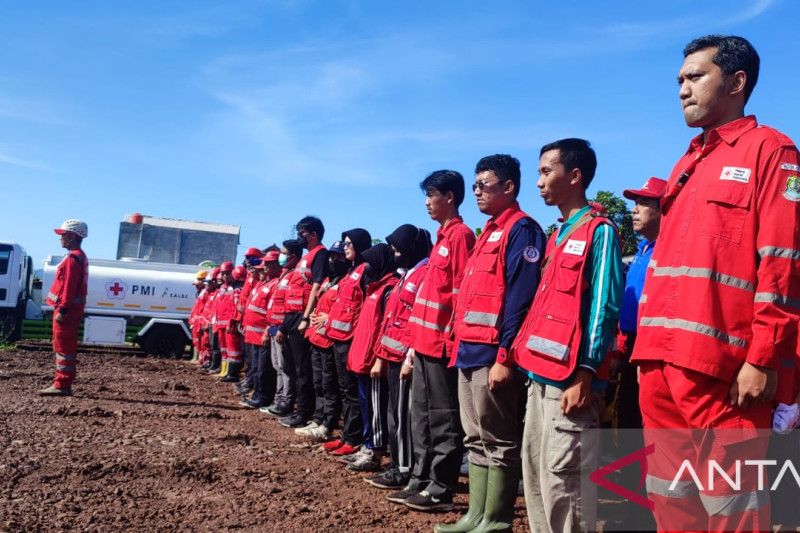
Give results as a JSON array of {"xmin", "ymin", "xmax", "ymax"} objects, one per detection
[
  {"xmin": 632, "ymin": 116, "xmax": 800, "ymax": 382},
  {"xmin": 512, "ymin": 213, "xmax": 612, "ymax": 381},
  {"xmin": 214, "ymin": 284, "xmax": 240, "ymax": 331},
  {"xmin": 189, "ymin": 288, "xmax": 207, "ymax": 328},
  {"xmin": 307, "ymin": 278, "xmax": 339, "ymax": 349},
  {"xmin": 453, "ymin": 203, "xmax": 529, "ymax": 360},
  {"xmin": 376, "ymin": 260, "xmax": 429, "ymax": 363},
  {"xmin": 325, "ymin": 263, "xmax": 368, "ymax": 342},
  {"xmin": 242, "ymin": 278, "xmax": 276, "ymax": 344},
  {"xmin": 234, "ymin": 271, "xmax": 256, "ymax": 322},
  {"xmin": 408, "ymin": 217, "xmax": 475, "ymax": 357},
  {"xmin": 265, "ymin": 270, "xmax": 291, "ymax": 327},
  {"xmin": 348, "ymin": 273, "xmax": 399, "ymax": 374},
  {"xmin": 285, "ymin": 244, "xmax": 325, "ymax": 313},
  {"xmin": 46, "ymin": 249, "xmax": 88, "ymax": 316}
]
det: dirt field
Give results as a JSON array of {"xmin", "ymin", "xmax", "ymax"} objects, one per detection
[{"xmin": 0, "ymin": 347, "xmax": 530, "ymax": 532}]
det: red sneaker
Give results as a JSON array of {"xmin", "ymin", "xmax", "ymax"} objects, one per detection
[
  {"xmin": 331, "ymin": 443, "xmax": 360, "ymax": 456},
  {"xmin": 322, "ymin": 439, "xmax": 343, "ymax": 452}
]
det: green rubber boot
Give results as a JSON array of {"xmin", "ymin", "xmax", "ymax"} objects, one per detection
[
  {"xmin": 468, "ymin": 466, "xmax": 519, "ymax": 533},
  {"xmin": 434, "ymin": 463, "xmax": 488, "ymax": 533}
]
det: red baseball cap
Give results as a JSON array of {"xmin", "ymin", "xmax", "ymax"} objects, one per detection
[
  {"xmin": 623, "ymin": 177, "xmax": 668, "ymax": 200},
  {"xmin": 263, "ymin": 250, "xmax": 280, "ymax": 262},
  {"xmin": 244, "ymin": 246, "xmax": 264, "ymax": 258}
]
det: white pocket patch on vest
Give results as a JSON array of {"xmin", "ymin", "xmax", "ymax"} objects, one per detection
[
  {"xmin": 438, "ymin": 246, "xmax": 449, "ymax": 257},
  {"xmin": 781, "ymin": 163, "xmax": 800, "ymax": 172},
  {"xmin": 350, "ymin": 271, "xmax": 361, "ymax": 280},
  {"xmin": 487, "ymin": 230, "xmax": 503, "ymax": 242},
  {"xmin": 564, "ymin": 239, "xmax": 587, "ymax": 256},
  {"xmin": 300, "ymin": 259, "xmax": 307, "ymax": 267},
  {"xmin": 405, "ymin": 282, "xmax": 417, "ymax": 293},
  {"xmin": 719, "ymin": 166, "xmax": 751, "ymax": 183}
]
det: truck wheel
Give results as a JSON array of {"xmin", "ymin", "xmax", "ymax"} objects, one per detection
[
  {"xmin": 141, "ymin": 326, "xmax": 186, "ymax": 358},
  {"xmin": 0, "ymin": 311, "xmax": 20, "ymax": 343}
]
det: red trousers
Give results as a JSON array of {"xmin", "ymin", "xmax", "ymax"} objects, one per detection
[
  {"xmin": 223, "ymin": 329, "xmax": 242, "ymax": 364},
  {"xmin": 52, "ymin": 316, "xmax": 81, "ymax": 389},
  {"xmin": 639, "ymin": 361, "xmax": 772, "ymax": 532}
]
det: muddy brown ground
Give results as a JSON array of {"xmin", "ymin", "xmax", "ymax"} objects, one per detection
[{"xmin": 0, "ymin": 347, "xmax": 530, "ymax": 532}]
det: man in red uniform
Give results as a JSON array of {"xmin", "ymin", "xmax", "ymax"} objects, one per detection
[
  {"xmin": 387, "ymin": 170, "xmax": 476, "ymax": 512},
  {"xmin": 40, "ymin": 219, "xmax": 89, "ymax": 397},
  {"xmin": 632, "ymin": 35, "xmax": 800, "ymax": 531}
]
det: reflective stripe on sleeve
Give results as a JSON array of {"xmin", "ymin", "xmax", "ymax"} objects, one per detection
[
  {"xmin": 46, "ymin": 292, "xmax": 58, "ymax": 302},
  {"xmin": 245, "ymin": 326, "xmax": 265, "ymax": 334},
  {"xmin": 286, "ymin": 299, "xmax": 304, "ymax": 306},
  {"xmin": 247, "ymin": 304, "xmax": 267, "ymax": 314},
  {"xmin": 758, "ymin": 246, "xmax": 800, "ymax": 261},
  {"xmin": 754, "ymin": 292, "xmax": 800, "ymax": 310},
  {"xmin": 699, "ymin": 490, "xmax": 769, "ymax": 517},
  {"xmin": 645, "ymin": 475, "xmax": 698, "ymax": 499},
  {"xmin": 638, "ymin": 316, "xmax": 747, "ymax": 348},
  {"xmin": 380, "ymin": 335, "xmax": 408, "ymax": 353},
  {"xmin": 651, "ymin": 266, "xmax": 755, "ymax": 292}
]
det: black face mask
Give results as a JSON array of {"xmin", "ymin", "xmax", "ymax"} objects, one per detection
[
  {"xmin": 297, "ymin": 235, "xmax": 309, "ymax": 248},
  {"xmin": 328, "ymin": 258, "xmax": 349, "ymax": 279}
]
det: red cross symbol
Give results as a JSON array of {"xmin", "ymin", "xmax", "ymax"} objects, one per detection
[{"xmin": 109, "ymin": 282, "xmax": 124, "ymax": 296}]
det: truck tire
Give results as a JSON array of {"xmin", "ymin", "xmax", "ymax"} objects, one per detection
[
  {"xmin": 0, "ymin": 310, "xmax": 20, "ymax": 343},
  {"xmin": 141, "ymin": 325, "xmax": 186, "ymax": 358}
]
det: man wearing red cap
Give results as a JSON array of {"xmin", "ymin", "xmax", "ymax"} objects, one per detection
[
  {"xmin": 41, "ymin": 219, "xmax": 89, "ymax": 396},
  {"xmin": 617, "ymin": 176, "xmax": 666, "ymax": 428},
  {"xmin": 234, "ymin": 246, "xmax": 265, "ymax": 394}
]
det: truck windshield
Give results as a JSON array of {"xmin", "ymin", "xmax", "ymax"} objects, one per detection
[{"xmin": 0, "ymin": 245, "xmax": 11, "ymax": 275}]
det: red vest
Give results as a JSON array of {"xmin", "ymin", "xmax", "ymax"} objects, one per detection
[
  {"xmin": 285, "ymin": 244, "xmax": 325, "ymax": 313},
  {"xmin": 242, "ymin": 278, "xmax": 275, "ymax": 344},
  {"xmin": 347, "ymin": 273, "xmax": 399, "ymax": 374},
  {"xmin": 234, "ymin": 272, "xmax": 256, "ymax": 322},
  {"xmin": 454, "ymin": 203, "xmax": 529, "ymax": 346},
  {"xmin": 512, "ymin": 213, "xmax": 613, "ymax": 381},
  {"xmin": 265, "ymin": 270, "xmax": 291, "ymax": 326},
  {"xmin": 189, "ymin": 288, "xmax": 207, "ymax": 328},
  {"xmin": 202, "ymin": 288, "xmax": 218, "ymax": 324},
  {"xmin": 325, "ymin": 263, "xmax": 368, "ymax": 342},
  {"xmin": 307, "ymin": 278, "xmax": 339, "ymax": 349},
  {"xmin": 408, "ymin": 218, "xmax": 476, "ymax": 357},
  {"xmin": 45, "ymin": 249, "xmax": 88, "ymax": 313},
  {"xmin": 376, "ymin": 261, "xmax": 430, "ymax": 363}
]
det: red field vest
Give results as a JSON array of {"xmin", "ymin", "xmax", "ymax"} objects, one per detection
[
  {"xmin": 347, "ymin": 273, "xmax": 399, "ymax": 374},
  {"xmin": 214, "ymin": 284, "xmax": 240, "ymax": 330},
  {"xmin": 376, "ymin": 261, "xmax": 430, "ymax": 363},
  {"xmin": 325, "ymin": 263, "xmax": 368, "ymax": 342},
  {"xmin": 266, "ymin": 270, "xmax": 291, "ymax": 327},
  {"xmin": 234, "ymin": 272, "xmax": 256, "ymax": 322},
  {"xmin": 45, "ymin": 249, "xmax": 88, "ymax": 313},
  {"xmin": 408, "ymin": 218, "xmax": 476, "ymax": 357},
  {"xmin": 242, "ymin": 278, "xmax": 275, "ymax": 344},
  {"xmin": 512, "ymin": 213, "xmax": 613, "ymax": 381},
  {"xmin": 454, "ymin": 203, "xmax": 529, "ymax": 346},
  {"xmin": 189, "ymin": 288, "xmax": 206, "ymax": 328},
  {"xmin": 285, "ymin": 244, "xmax": 325, "ymax": 313},
  {"xmin": 307, "ymin": 278, "xmax": 339, "ymax": 349},
  {"xmin": 202, "ymin": 288, "xmax": 218, "ymax": 325}
]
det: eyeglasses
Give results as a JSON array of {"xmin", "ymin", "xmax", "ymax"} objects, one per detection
[
  {"xmin": 343, "ymin": 241, "xmax": 354, "ymax": 248},
  {"xmin": 472, "ymin": 179, "xmax": 506, "ymax": 192}
]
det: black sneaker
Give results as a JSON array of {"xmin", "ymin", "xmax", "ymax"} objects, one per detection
[
  {"xmin": 386, "ymin": 486, "xmax": 421, "ymax": 504},
  {"xmin": 365, "ymin": 468, "xmax": 409, "ymax": 490},
  {"xmin": 266, "ymin": 403, "xmax": 291, "ymax": 417},
  {"xmin": 239, "ymin": 398, "xmax": 261, "ymax": 409},
  {"xmin": 403, "ymin": 490, "xmax": 454, "ymax": 512},
  {"xmin": 279, "ymin": 414, "xmax": 310, "ymax": 428}
]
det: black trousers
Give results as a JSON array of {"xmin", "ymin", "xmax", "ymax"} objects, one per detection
[
  {"xmin": 332, "ymin": 340, "xmax": 362, "ymax": 445},
  {"xmin": 310, "ymin": 345, "xmax": 326, "ymax": 423},
  {"xmin": 318, "ymin": 346, "xmax": 342, "ymax": 431},
  {"xmin": 409, "ymin": 351, "xmax": 463, "ymax": 498},
  {"xmin": 387, "ymin": 360, "xmax": 412, "ymax": 472},
  {"xmin": 209, "ymin": 328, "xmax": 221, "ymax": 369},
  {"xmin": 284, "ymin": 313, "xmax": 314, "ymax": 419},
  {"xmin": 249, "ymin": 342, "xmax": 276, "ymax": 406}
]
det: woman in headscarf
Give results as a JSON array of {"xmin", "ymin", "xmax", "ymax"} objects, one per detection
[{"xmin": 317, "ymin": 228, "xmax": 373, "ymax": 458}]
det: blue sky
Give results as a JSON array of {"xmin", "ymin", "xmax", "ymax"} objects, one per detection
[{"xmin": 1, "ymin": 0, "xmax": 798, "ymax": 265}]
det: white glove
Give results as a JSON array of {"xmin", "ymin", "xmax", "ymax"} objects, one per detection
[{"xmin": 772, "ymin": 403, "xmax": 800, "ymax": 434}]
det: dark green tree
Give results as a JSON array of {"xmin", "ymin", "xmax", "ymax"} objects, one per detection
[
  {"xmin": 591, "ymin": 190, "xmax": 638, "ymax": 256},
  {"xmin": 544, "ymin": 223, "xmax": 559, "ymax": 238}
]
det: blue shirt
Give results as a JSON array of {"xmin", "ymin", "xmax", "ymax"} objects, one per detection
[
  {"xmin": 619, "ymin": 239, "xmax": 655, "ymax": 334},
  {"xmin": 456, "ymin": 217, "xmax": 546, "ymax": 369},
  {"xmin": 526, "ymin": 206, "xmax": 624, "ymax": 389}
]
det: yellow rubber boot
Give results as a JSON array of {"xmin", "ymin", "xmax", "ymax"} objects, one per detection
[{"xmin": 216, "ymin": 360, "xmax": 228, "ymax": 378}]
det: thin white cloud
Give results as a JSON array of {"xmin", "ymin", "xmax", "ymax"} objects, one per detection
[{"xmin": 0, "ymin": 147, "xmax": 51, "ymax": 171}]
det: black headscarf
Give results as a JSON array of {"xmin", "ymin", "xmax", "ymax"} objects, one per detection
[
  {"xmin": 386, "ymin": 224, "xmax": 417, "ymax": 257},
  {"xmin": 362, "ymin": 243, "xmax": 396, "ymax": 284},
  {"xmin": 341, "ymin": 228, "xmax": 372, "ymax": 265},
  {"xmin": 387, "ymin": 224, "xmax": 433, "ymax": 269},
  {"xmin": 412, "ymin": 228, "xmax": 433, "ymax": 266}
]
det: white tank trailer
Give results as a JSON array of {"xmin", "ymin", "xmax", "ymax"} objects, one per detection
[{"xmin": 42, "ymin": 256, "xmax": 200, "ymax": 356}]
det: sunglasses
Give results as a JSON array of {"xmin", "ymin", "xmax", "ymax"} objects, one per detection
[{"xmin": 472, "ymin": 179, "xmax": 507, "ymax": 192}]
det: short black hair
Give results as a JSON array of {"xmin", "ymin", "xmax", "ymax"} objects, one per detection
[
  {"xmin": 683, "ymin": 35, "xmax": 759, "ymax": 104},
  {"xmin": 539, "ymin": 138, "xmax": 597, "ymax": 190},
  {"xmin": 262, "ymin": 244, "xmax": 280, "ymax": 253},
  {"xmin": 419, "ymin": 170, "xmax": 466, "ymax": 207},
  {"xmin": 296, "ymin": 216, "xmax": 325, "ymax": 240},
  {"xmin": 475, "ymin": 154, "xmax": 522, "ymax": 198},
  {"xmin": 281, "ymin": 239, "xmax": 304, "ymax": 258}
]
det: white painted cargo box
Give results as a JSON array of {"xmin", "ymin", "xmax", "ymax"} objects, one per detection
[{"xmin": 83, "ymin": 316, "xmax": 126, "ymax": 345}]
